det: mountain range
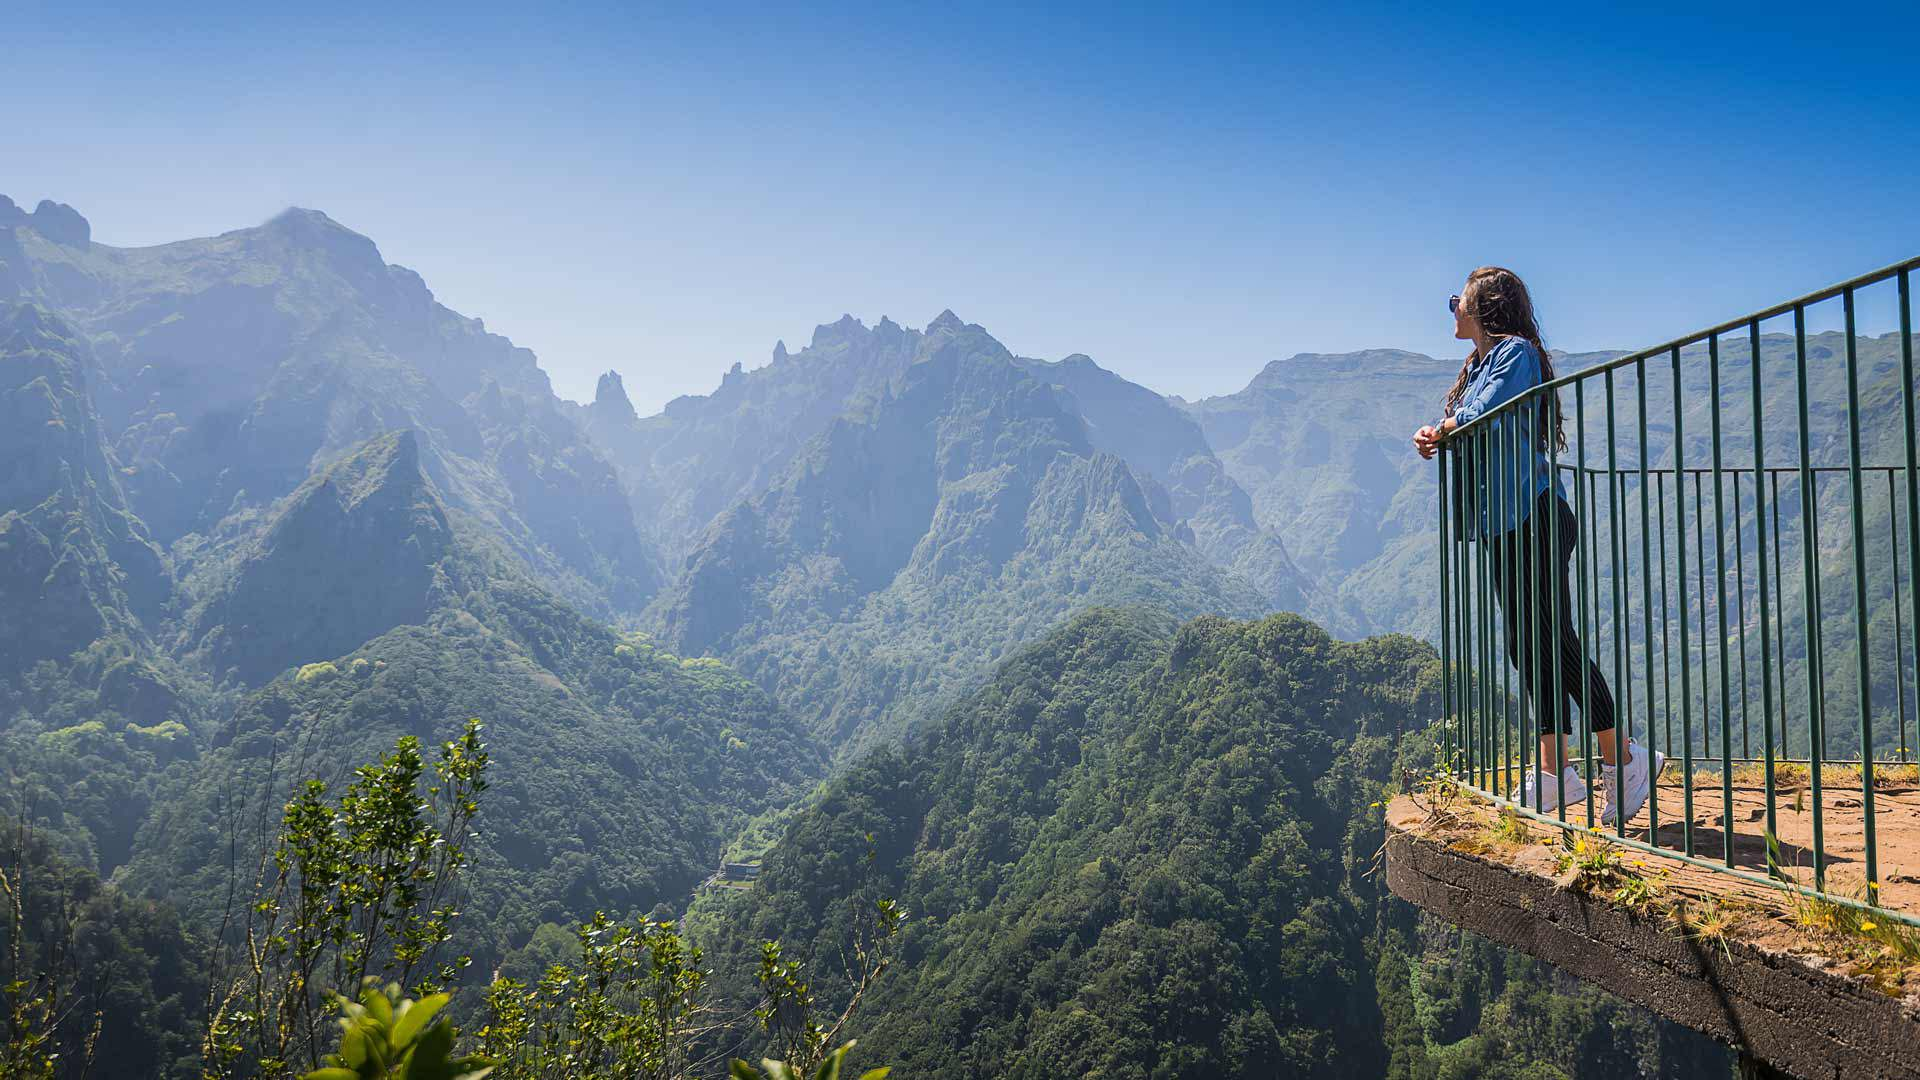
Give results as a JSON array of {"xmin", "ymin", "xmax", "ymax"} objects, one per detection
[{"xmin": 0, "ymin": 196, "xmax": 1732, "ymax": 1076}]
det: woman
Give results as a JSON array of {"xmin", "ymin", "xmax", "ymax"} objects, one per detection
[{"xmin": 1412, "ymin": 267, "xmax": 1663, "ymax": 824}]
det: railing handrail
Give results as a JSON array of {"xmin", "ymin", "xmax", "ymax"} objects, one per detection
[
  {"xmin": 1554, "ymin": 463, "xmax": 1913, "ymax": 477},
  {"xmin": 1444, "ymin": 253, "xmax": 1920, "ymax": 442}
]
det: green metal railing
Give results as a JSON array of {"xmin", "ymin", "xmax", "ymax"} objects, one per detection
[{"xmin": 1436, "ymin": 255, "xmax": 1920, "ymax": 918}]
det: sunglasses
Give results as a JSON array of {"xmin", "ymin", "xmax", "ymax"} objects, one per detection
[{"xmin": 1448, "ymin": 294, "xmax": 1462, "ymax": 314}]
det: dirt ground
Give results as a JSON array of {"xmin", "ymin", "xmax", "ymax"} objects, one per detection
[{"xmin": 1464, "ymin": 767, "xmax": 1920, "ymax": 905}]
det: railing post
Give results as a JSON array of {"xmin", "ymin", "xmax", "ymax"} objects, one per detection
[
  {"xmin": 1500, "ymin": 411, "xmax": 1514, "ymax": 799},
  {"xmin": 1439, "ymin": 442, "xmax": 1454, "ymax": 775},
  {"xmin": 1606, "ymin": 368, "xmax": 1630, "ymax": 834},
  {"xmin": 1750, "ymin": 320, "xmax": 1778, "ymax": 850},
  {"xmin": 1794, "ymin": 304, "xmax": 1827, "ymax": 891},
  {"xmin": 1673, "ymin": 346, "xmax": 1695, "ymax": 856},
  {"xmin": 1575, "ymin": 381, "xmax": 1596, "ymax": 826},
  {"xmin": 1461, "ymin": 437, "xmax": 1477, "ymax": 784},
  {"xmin": 1889, "ymin": 469, "xmax": 1910, "ymax": 761},
  {"xmin": 1771, "ymin": 471, "xmax": 1790, "ymax": 763},
  {"xmin": 1551, "ymin": 394, "xmax": 1568, "ymax": 823},
  {"xmin": 1480, "ymin": 423, "xmax": 1496, "ymax": 792},
  {"xmin": 1696, "ymin": 473, "xmax": 1711, "ymax": 764},
  {"xmin": 1842, "ymin": 288, "xmax": 1877, "ymax": 889},
  {"xmin": 1902, "ymin": 268, "xmax": 1920, "ymax": 773},
  {"xmin": 1659, "ymin": 472, "xmax": 1674, "ymax": 762},
  {"xmin": 1710, "ymin": 334, "xmax": 1735, "ymax": 865},
  {"xmin": 1638, "ymin": 358, "xmax": 1659, "ymax": 837}
]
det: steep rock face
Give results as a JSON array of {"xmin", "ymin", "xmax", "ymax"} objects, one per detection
[
  {"xmin": 584, "ymin": 313, "xmax": 923, "ymax": 568},
  {"xmin": 0, "ymin": 303, "xmax": 167, "ymax": 676},
  {"xmin": 0, "ymin": 198, "xmax": 657, "ymax": 618},
  {"xmin": 653, "ymin": 316, "xmax": 1263, "ymax": 755},
  {"xmin": 1184, "ymin": 349, "xmax": 1459, "ymax": 637},
  {"xmin": 657, "ymin": 318, "xmax": 1089, "ymax": 657},
  {"xmin": 186, "ymin": 430, "xmax": 454, "ymax": 685},
  {"xmin": 1188, "ymin": 350, "xmax": 1448, "ymax": 576},
  {"xmin": 1013, "ymin": 352, "xmax": 1333, "ymax": 625},
  {"xmin": 468, "ymin": 382, "xmax": 659, "ymax": 612}
]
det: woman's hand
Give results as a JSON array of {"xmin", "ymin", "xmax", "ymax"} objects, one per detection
[{"xmin": 1413, "ymin": 418, "xmax": 1455, "ymax": 460}]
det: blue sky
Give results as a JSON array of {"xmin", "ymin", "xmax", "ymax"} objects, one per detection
[{"xmin": 8, "ymin": 2, "xmax": 1917, "ymax": 412}]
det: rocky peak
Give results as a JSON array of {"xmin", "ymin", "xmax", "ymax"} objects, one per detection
[
  {"xmin": 1246, "ymin": 349, "xmax": 1449, "ymax": 392},
  {"xmin": 31, "ymin": 201, "xmax": 90, "ymax": 246},
  {"xmin": 810, "ymin": 313, "xmax": 868, "ymax": 350},
  {"xmin": 1, "ymin": 198, "xmax": 91, "ymax": 245},
  {"xmin": 926, "ymin": 309, "xmax": 966, "ymax": 334},
  {"xmin": 872, "ymin": 315, "xmax": 914, "ymax": 351},
  {"xmin": 593, "ymin": 370, "xmax": 637, "ymax": 424},
  {"xmin": 257, "ymin": 207, "xmax": 385, "ymax": 276}
]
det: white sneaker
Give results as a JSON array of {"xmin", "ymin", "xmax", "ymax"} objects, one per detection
[
  {"xmin": 1513, "ymin": 766, "xmax": 1589, "ymax": 813},
  {"xmin": 1600, "ymin": 739, "xmax": 1666, "ymax": 826}
]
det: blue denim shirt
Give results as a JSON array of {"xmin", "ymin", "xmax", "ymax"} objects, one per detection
[{"xmin": 1449, "ymin": 337, "xmax": 1564, "ymax": 538}]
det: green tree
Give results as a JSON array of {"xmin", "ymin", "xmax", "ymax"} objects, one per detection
[
  {"xmin": 475, "ymin": 896, "xmax": 902, "ymax": 1080},
  {"xmin": 477, "ymin": 912, "xmax": 709, "ymax": 1079},
  {"xmin": 0, "ymin": 810, "xmax": 198, "ymax": 1080},
  {"xmin": 203, "ymin": 720, "xmax": 489, "ymax": 1077},
  {"xmin": 0, "ymin": 818, "xmax": 96, "ymax": 1080}
]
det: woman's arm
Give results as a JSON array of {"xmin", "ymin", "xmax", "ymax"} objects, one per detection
[{"xmin": 1448, "ymin": 338, "xmax": 1538, "ymax": 431}]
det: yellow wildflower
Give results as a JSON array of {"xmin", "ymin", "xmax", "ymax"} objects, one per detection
[{"xmin": 1862, "ymin": 921, "xmax": 1879, "ymax": 932}]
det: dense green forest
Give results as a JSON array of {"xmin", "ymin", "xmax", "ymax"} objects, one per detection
[
  {"xmin": 3, "ymin": 609, "xmax": 1732, "ymax": 1078},
  {"xmin": 685, "ymin": 609, "xmax": 1731, "ymax": 1078}
]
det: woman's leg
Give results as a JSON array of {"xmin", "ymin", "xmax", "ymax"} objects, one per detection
[
  {"xmin": 1497, "ymin": 502, "xmax": 1614, "ymax": 788},
  {"xmin": 1532, "ymin": 732, "xmax": 1625, "ymax": 771},
  {"xmin": 1541, "ymin": 494, "xmax": 1620, "ymax": 765},
  {"xmin": 1496, "ymin": 509, "xmax": 1576, "ymax": 780}
]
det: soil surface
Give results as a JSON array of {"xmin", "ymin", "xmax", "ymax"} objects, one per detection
[{"xmin": 1454, "ymin": 768, "xmax": 1920, "ymax": 917}]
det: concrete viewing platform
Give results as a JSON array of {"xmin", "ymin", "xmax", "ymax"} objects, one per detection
[{"xmin": 1384, "ymin": 773, "xmax": 1920, "ymax": 1079}]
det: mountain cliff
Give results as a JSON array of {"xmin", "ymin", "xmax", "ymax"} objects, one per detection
[
  {"xmin": 1183, "ymin": 349, "xmax": 1455, "ymax": 638},
  {"xmin": 585, "ymin": 312, "xmax": 923, "ymax": 568},
  {"xmin": 0, "ymin": 302, "xmax": 167, "ymax": 676},
  {"xmin": 652, "ymin": 315, "xmax": 1267, "ymax": 756},
  {"xmin": 0, "ymin": 199, "xmax": 657, "ymax": 620},
  {"xmin": 1012, "ymin": 350, "xmax": 1335, "ymax": 626},
  {"xmin": 182, "ymin": 430, "xmax": 455, "ymax": 684}
]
